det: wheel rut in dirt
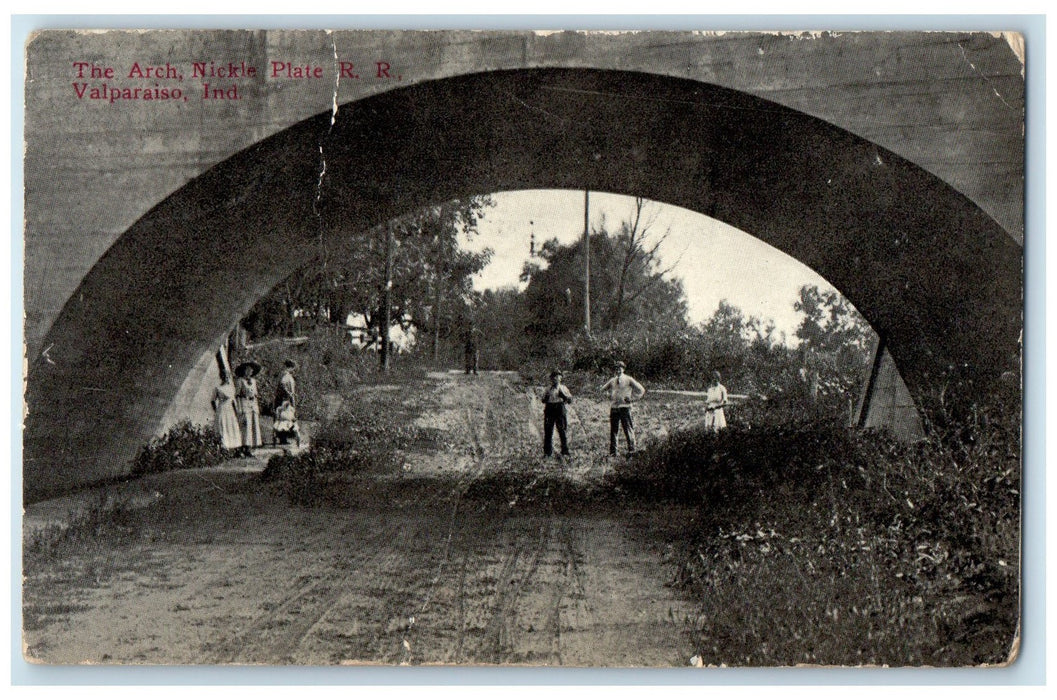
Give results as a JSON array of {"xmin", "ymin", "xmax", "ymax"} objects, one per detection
[{"xmin": 24, "ymin": 371, "xmax": 698, "ymax": 666}]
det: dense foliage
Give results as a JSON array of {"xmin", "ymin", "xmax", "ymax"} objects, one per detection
[
  {"xmin": 130, "ymin": 421, "xmax": 227, "ymax": 476},
  {"xmin": 232, "ymin": 328, "xmax": 378, "ymax": 421},
  {"xmin": 242, "ymin": 196, "xmax": 494, "ymax": 350},
  {"xmin": 614, "ymin": 391, "xmax": 1020, "ymax": 666}
]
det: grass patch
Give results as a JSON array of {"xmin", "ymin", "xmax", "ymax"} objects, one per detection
[
  {"xmin": 22, "ymin": 602, "xmax": 92, "ymax": 632},
  {"xmin": 24, "ymin": 493, "xmax": 138, "ymax": 561},
  {"xmin": 616, "ymin": 416, "xmax": 1019, "ymax": 666},
  {"xmin": 458, "ymin": 468, "xmax": 620, "ymax": 511},
  {"xmin": 260, "ymin": 374, "xmax": 441, "ymax": 506}
]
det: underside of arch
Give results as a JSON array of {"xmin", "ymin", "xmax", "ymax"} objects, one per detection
[{"xmin": 24, "ymin": 68, "xmax": 1022, "ymax": 502}]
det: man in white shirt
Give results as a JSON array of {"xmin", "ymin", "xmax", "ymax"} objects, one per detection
[{"xmin": 600, "ymin": 360, "xmax": 646, "ymax": 455}]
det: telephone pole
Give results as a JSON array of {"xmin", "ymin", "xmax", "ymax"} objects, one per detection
[
  {"xmin": 583, "ymin": 188, "xmax": 591, "ymax": 337},
  {"xmin": 380, "ymin": 224, "xmax": 394, "ymax": 372},
  {"xmin": 432, "ymin": 235, "xmax": 443, "ymax": 363}
]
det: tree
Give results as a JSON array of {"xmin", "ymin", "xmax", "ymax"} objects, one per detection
[
  {"xmin": 605, "ymin": 198, "xmax": 680, "ymax": 328},
  {"xmin": 243, "ymin": 196, "xmax": 493, "ymax": 349},
  {"xmin": 694, "ymin": 300, "xmax": 792, "ymax": 394},
  {"xmin": 329, "ymin": 197, "xmax": 493, "ymax": 343},
  {"xmin": 793, "ymin": 284, "xmax": 875, "ymax": 400},
  {"xmin": 465, "ymin": 286, "xmax": 529, "ymax": 370},
  {"xmin": 520, "ymin": 199, "xmax": 688, "ymax": 345}
]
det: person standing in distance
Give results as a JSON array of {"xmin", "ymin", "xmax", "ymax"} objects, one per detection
[
  {"xmin": 274, "ymin": 359, "xmax": 297, "ymax": 412},
  {"xmin": 541, "ymin": 369, "xmax": 573, "ymax": 459},
  {"xmin": 464, "ymin": 325, "xmax": 480, "ymax": 375},
  {"xmin": 600, "ymin": 360, "xmax": 645, "ymax": 455},
  {"xmin": 703, "ymin": 370, "xmax": 729, "ymax": 433},
  {"xmin": 211, "ymin": 365, "xmax": 242, "ymax": 452},
  {"xmin": 234, "ymin": 361, "xmax": 263, "ymax": 456},
  {"xmin": 272, "ymin": 359, "xmax": 300, "ymax": 446}
]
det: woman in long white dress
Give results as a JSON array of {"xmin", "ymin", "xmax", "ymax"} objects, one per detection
[
  {"xmin": 234, "ymin": 361, "xmax": 263, "ymax": 454},
  {"xmin": 212, "ymin": 370, "xmax": 242, "ymax": 450},
  {"xmin": 703, "ymin": 371, "xmax": 728, "ymax": 433}
]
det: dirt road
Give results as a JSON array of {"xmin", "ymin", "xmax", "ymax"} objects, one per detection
[{"xmin": 23, "ymin": 371, "xmax": 700, "ymax": 666}]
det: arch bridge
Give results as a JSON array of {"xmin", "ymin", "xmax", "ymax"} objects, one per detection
[{"xmin": 23, "ymin": 31, "xmax": 1024, "ymax": 502}]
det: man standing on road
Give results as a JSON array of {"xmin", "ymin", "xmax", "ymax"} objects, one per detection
[
  {"xmin": 541, "ymin": 369, "xmax": 573, "ymax": 459},
  {"xmin": 600, "ymin": 360, "xmax": 645, "ymax": 455},
  {"xmin": 464, "ymin": 325, "xmax": 480, "ymax": 375}
]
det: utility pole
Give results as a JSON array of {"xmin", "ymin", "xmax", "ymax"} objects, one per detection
[
  {"xmin": 432, "ymin": 235, "xmax": 442, "ymax": 363},
  {"xmin": 380, "ymin": 224, "xmax": 394, "ymax": 373},
  {"xmin": 583, "ymin": 188, "xmax": 591, "ymax": 337}
]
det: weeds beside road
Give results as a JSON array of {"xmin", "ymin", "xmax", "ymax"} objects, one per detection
[{"xmin": 616, "ymin": 416, "xmax": 1019, "ymax": 666}]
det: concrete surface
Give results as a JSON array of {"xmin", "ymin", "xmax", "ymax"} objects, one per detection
[{"xmin": 22, "ymin": 31, "xmax": 1023, "ymax": 500}]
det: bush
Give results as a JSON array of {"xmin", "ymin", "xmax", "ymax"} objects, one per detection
[
  {"xmin": 260, "ymin": 408, "xmax": 442, "ymax": 505},
  {"xmin": 260, "ymin": 448, "xmax": 365, "ymax": 506},
  {"xmin": 24, "ymin": 493, "xmax": 136, "ymax": 559},
  {"xmin": 233, "ymin": 329, "xmax": 364, "ymax": 421},
  {"xmin": 130, "ymin": 421, "xmax": 226, "ymax": 477},
  {"xmin": 311, "ymin": 409, "xmax": 430, "ymax": 454},
  {"xmin": 551, "ymin": 329, "xmax": 862, "ymax": 430},
  {"xmin": 622, "ymin": 400, "xmax": 1020, "ymax": 665}
]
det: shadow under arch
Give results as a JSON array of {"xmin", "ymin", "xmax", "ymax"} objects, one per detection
[{"xmin": 24, "ymin": 68, "xmax": 1022, "ymax": 503}]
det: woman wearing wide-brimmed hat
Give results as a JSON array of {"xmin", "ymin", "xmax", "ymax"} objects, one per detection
[{"xmin": 234, "ymin": 361, "xmax": 263, "ymax": 455}]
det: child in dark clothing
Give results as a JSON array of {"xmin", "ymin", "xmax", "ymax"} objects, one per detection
[{"xmin": 541, "ymin": 370, "xmax": 573, "ymax": 458}]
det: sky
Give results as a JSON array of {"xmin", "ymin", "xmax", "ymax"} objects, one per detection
[{"xmin": 459, "ymin": 190, "xmax": 842, "ymax": 344}]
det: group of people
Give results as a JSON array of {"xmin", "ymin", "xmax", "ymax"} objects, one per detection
[
  {"xmin": 212, "ymin": 352, "xmax": 727, "ymax": 461},
  {"xmin": 212, "ymin": 358, "xmax": 299, "ymax": 455},
  {"xmin": 539, "ymin": 360, "xmax": 728, "ymax": 459}
]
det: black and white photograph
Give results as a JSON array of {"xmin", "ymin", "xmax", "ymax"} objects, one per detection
[{"xmin": 20, "ymin": 27, "xmax": 1024, "ymax": 668}]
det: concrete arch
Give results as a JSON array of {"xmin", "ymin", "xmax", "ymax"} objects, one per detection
[{"xmin": 24, "ymin": 68, "xmax": 1022, "ymax": 502}]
